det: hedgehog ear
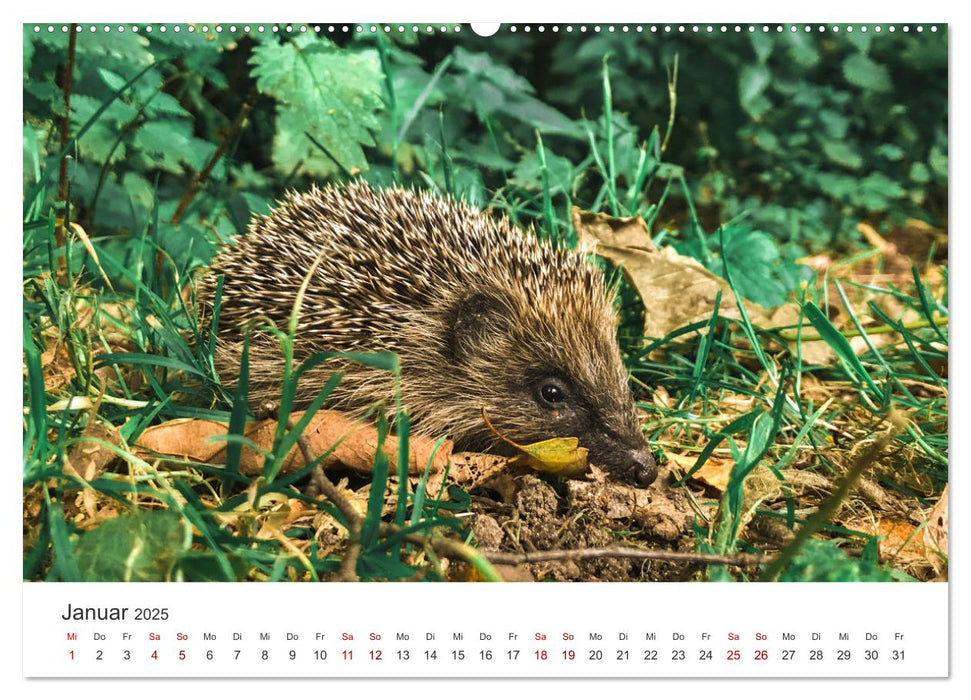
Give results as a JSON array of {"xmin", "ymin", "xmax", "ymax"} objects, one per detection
[{"xmin": 447, "ymin": 291, "xmax": 510, "ymax": 361}]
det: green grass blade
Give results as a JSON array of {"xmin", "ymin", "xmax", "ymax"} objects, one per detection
[{"xmin": 802, "ymin": 301, "xmax": 883, "ymax": 400}]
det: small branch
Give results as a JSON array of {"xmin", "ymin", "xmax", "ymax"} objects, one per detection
[
  {"xmin": 55, "ymin": 24, "xmax": 78, "ymax": 284},
  {"xmin": 170, "ymin": 86, "xmax": 258, "ymax": 225},
  {"xmin": 285, "ymin": 416, "xmax": 363, "ymax": 582},
  {"xmin": 660, "ymin": 54, "xmax": 678, "ymax": 154},
  {"xmin": 287, "ymin": 419, "xmax": 363, "ymax": 530},
  {"xmin": 282, "ymin": 413, "xmax": 502, "ymax": 580},
  {"xmin": 480, "ymin": 546, "xmax": 771, "ymax": 568}
]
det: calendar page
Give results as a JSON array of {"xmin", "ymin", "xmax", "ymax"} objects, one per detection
[{"xmin": 19, "ymin": 8, "xmax": 952, "ymax": 689}]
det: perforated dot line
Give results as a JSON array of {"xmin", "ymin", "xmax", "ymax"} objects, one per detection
[{"xmin": 31, "ymin": 23, "xmax": 940, "ymax": 35}]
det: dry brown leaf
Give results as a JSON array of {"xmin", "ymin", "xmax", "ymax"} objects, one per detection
[
  {"xmin": 430, "ymin": 451, "xmax": 509, "ymax": 492},
  {"xmin": 570, "ymin": 208, "xmax": 836, "ymax": 372},
  {"xmin": 62, "ymin": 420, "xmax": 124, "ymax": 524},
  {"xmin": 63, "ymin": 420, "xmax": 122, "ymax": 484},
  {"xmin": 923, "ymin": 484, "xmax": 948, "ymax": 574},
  {"xmin": 875, "ymin": 519, "xmax": 927, "ymax": 560},
  {"xmin": 652, "ymin": 385, "xmax": 672, "ymax": 409},
  {"xmin": 39, "ymin": 342, "xmax": 77, "ymax": 393},
  {"xmin": 860, "ymin": 219, "xmax": 947, "ymax": 270},
  {"xmin": 136, "ymin": 410, "xmax": 452, "ymax": 477},
  {"xmin": 573, "ymin": 207, "xmax": 775, "ymax": 341},
  {"xmin": 572, "ymin": 209, "xmax": 934, "ymax": 370},
  {"xmin": 765, "ymin": 303, "xmax": 836, "ymax": 365},
  {"xmin": 665, "ymin": 451, "xmax": 732, "ymax": 492},
  {"xmin": 691, "ymin": 458, "xmax": 734, "ymax": 492}
]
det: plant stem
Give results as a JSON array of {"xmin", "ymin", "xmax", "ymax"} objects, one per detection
[
  {"xmin": 171, "ymin": 86, "xmax": 258, "ymax": 225},
  {"xmin": 55, "ymin": 24, "xmax": 78, "ymax": 285}
]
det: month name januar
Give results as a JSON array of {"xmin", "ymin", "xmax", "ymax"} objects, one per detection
[{"xmin": 61, "ymin": 604, "xmax": 129, "ymax": 621}]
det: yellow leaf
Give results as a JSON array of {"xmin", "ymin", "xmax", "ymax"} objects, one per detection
[
  {"xmin": 510, "ymin": 437, "xmax": 589, "ymax": 477},
  {"xmin": 481, "ymin": 409, "xmax": 588, "ymax": 478}
]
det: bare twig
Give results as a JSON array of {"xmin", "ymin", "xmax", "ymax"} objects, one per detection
[
  {"xmin": 157, "ymin": 87, "xmax": 258, "ymax": 284},
  {"xmin": 55, "ymin": 24, "xmax": 78, "ymax": 284},
  {"xmin": 660, "ymin": 54, "xmax": 678, "ymax": 154},
  {"xmin": 170, "ymin": 86, "xmax": 258, "ymax": 225},
  {"xmin": 286, "ymin": 419, "xmax": 362, "ymax": 528},
  {"xmin": 480, "ymin": 546, "xmax": 771, "ymax": 568},
  {"xmin": 285, "ymin": 416, "xmax": 363, "ymax": 582}
]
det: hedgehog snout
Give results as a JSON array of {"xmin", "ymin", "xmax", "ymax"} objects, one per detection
[
  {"xmin": 587, "ymin": 431, "xmax": 658, "ymax": 487},
  {"xmin": 626, "ymin": 445, "xmax": 658, "ymax": 487}
]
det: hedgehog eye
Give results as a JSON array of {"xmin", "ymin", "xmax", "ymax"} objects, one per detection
[{"xmin": 536, "ymin": 378, "xmax": 569, "ymax": 408}]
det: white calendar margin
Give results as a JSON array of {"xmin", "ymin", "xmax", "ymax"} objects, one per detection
[{"xmin": 6, "ymin": 0, "xmax": 964, "ymax": 696}]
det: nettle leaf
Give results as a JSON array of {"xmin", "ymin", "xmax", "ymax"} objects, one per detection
[
  {"xmin": 121, "ymin": 171, "xmax": 156, "ymax": 212},
  {"xmin": 842, "ymin": 53, "xmax": 892, "ymax": 92},
  {"xmin": 250, "ymin": 33, "xmax": 384, "ymax": 177},
  {"xmin": 822, "ymin": 140, "xmax": 863, "ymax": 170},
  {"xmin": 69, "ymin": 94, "xmax": 136, "ymax": 164},
  {"xmin": 739, "ymin": 64, "xmax": 771, "ymax": 117},
  {"xmin": 815, "ymin": 171, "xmax": 857, "ymax": 200},
  {"xmin": 452, "ymin": 47, "xmax": 582, "ymax": 138},
  {"xmin": 99, "ymin": 68, "xmax": 190, "ymax": 119},
  {"xmin": 784, "ymin": 32, "xmax": 820, "ymax": 68},
  {"xmin": 910, "ymin": 161, "xmax": 931, "ymax": 184},
  {"xmin": 134, "ymin": 119, "xmax": 215, "ymax": 174},
  {"xmin": 25, "ymin": 81, "xmax": 62, "ymax": 114},
  {"xmin": 511, "ymin": 148, "xmax": 575, "ymax": 194},
  {"xmin": 74, "ymin": 509, "xmax": 187, "ymax": 582},
  {"xmin": 71, "ymin": 92, "xmax": 139, "ymax": 127},
  {"xmin": 854, "ymin": 172, "xmax": 906, "ymax": 210},
  {"xmin": 749, "ymin": 32, "xmax": 774, "ymax": 63},
  {"xmin": 75, "ymin": 30, "xmax": 154, "ymax": 67},
  {"xmin": 23, "ymin": 26, "xmax": 36, "ymax": 73},
  {"xmin": 505, "ymin": 96, "xmax": 582, "ymax": 137},
  {"xmin": 875, "ymin": 143, "xmax": 905, "ymax": 161},
  {"xmin": 843, "ymin": 31, "xmax": 873, "ymax": 55},
  {"xmin": 817, "ymin": 109, "xmax": 849, "ymax": 140},
  {"xmin": 750, "ymin": 127, "xmax": 780, "ymax": 152},
  {"xmin": 707, "ymin": 227, "xmax": 800, "ymax": 308},
  {"xmin": 453, "ymin": 46, "xmax": 534, "ymax": 95}
]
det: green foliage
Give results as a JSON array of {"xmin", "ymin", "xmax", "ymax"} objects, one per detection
[
  {"xmin": 678, "ymin": 226, "xmax": 808, "ymax": 308},
  {"xmin": 778, "ymin": 539, "xmax": 898, "ymax": 582},
  {"xmin": 23, "ymin": 25, "xmax": 947, "ymax": 277},
  {"xmin": 74, "ymin": 509, "xmax": 187, "ymax": 582},
  {"xmin": 250, "ymin": 33, "xmax": 384, "ymax": 176},
  {"xmin": 473, "ymin": 26, "xmax": 946, "ymax": 250}
]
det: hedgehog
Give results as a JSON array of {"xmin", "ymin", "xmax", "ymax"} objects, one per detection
[{"xmin": 198, "ymin": 182, "xmax": 657, "ymax": 487}]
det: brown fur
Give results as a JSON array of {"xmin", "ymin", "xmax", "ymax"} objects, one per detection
[{"xmin": 198, "ymin": 183, "xmax": 656, "ymax": 485}]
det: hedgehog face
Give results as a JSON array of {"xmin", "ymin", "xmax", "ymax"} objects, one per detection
[{"xmin": 441, "ymin": 289, "xmax": 658, "ymax": 487}]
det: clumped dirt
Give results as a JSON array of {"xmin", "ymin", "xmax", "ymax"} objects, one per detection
[{"xmin": 456, "ymin": 468, "xmax": 713, "ymax": 582}]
